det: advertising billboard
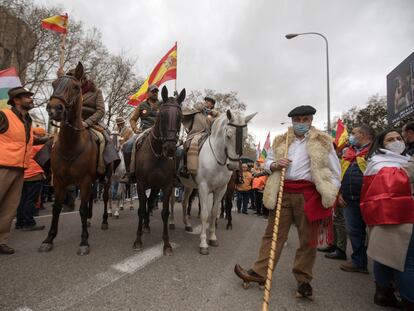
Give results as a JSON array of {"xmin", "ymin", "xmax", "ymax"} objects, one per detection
[{"xmin": 387, "ymin": 52, "xmax": 414, "ymax": 124}]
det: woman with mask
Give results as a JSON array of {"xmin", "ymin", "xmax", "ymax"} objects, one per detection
[{"xmin": 361, "ymin": 129, "xmax": 414, "ymax": 309}]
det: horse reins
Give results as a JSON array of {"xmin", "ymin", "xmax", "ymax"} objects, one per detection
[{"xmin": 209, "ymin": 123, "xmax": 247, "ymax": 167}]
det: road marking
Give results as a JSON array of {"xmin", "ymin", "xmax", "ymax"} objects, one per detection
[
  {"xmin": 15, "ymin": 242, "xmax": 179, "ymax": 311},
  {"xmin": 35, "ymin": 211, "xmax": 79, "ymax": 219},
  {"xmin": 187, "ymin": 224, "xmax": 202, "ymax": 235}
]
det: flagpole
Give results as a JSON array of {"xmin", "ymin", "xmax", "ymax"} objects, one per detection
[
  {"xmin": 59, "ymin": 33, "xmax": 66, "ymax": 70},
  {"xmin": 174, "ymin": 41, "xmax": 177, "ymax": 93}
]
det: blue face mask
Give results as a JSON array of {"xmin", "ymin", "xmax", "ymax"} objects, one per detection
[
  {"xmin": 292, "ymin": 122, "xmax": 310, "ymax": 135},
  {"xmin": 348, "ymin": 135, "xmax": 358, "ymax": 146}
]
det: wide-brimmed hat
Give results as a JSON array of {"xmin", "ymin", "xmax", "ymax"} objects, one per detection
[
  {"xmin": 115, "ymin": 117, "xmax": 125, "ymax": 124},
  {"xmin": 204, "ymin": 96, "xmax": 216, "ymax": 106},
  {"xmin": 7, "ymin": 87, "xmax": 34, "ymax": 105},
  {"xmin": 148, "ymin": 84, "xmax": 159, "ymax": 92}
]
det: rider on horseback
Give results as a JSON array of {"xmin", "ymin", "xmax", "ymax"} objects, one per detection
[
  {"xmin": 123, "ymin": 84, "xmax": 161, "ymax": 178},
  {"xmin": 180, "ymin": 96, "xmax": 219, "ymax": 177}
]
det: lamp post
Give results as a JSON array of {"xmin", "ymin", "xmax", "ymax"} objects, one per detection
[{"xmin": 285, "ymin": 32, "xmax": 331, "ymax": 133}]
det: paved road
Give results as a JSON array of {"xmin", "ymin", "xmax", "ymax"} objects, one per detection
[{"xmin": 1, "ymin": 199, "xmax": 386, "ymax": 311}]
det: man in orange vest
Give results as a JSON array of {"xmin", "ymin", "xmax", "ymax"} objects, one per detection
[
  {"xmin": 15, "ymin": 127, "xmax": 47, "ymax": 232},
  {"xmin": 0, "ymin": 87, "xmax": 37, "ymax": 254}
]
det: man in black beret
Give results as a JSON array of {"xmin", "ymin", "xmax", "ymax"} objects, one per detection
[{"xmin": 235, "ymin": 105, "xmax": 341, "ymax": 300}]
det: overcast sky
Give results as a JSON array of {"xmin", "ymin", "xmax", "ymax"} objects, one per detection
[{"xmin": 33, "ymin": 0, "xmax": 414, "ymax": 143}]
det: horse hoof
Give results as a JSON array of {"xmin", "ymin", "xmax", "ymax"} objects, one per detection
[
  {"xmin": 169, "ymin": 224, "xmax": 175, "ymax": 230},
  {"xmin": 143, "ymin": 227, "xmax": 150, "ymax": 234},
  {"xmin": 101, "ymin": 223, "xmax": 109, "ymax": 230},
  {"xmin": 77, "ymin": 245, "xmax": 90, "ymax": 256},
  {"xmin": 120, "ymin": 206, "xmax": 124, "ymax": 211},
  {"xmin": 185, "ymin": 226, "xmax": 193, "ymax": 232},
  {"xmin": 130, "ymin": 206, "xmax": 134, "ymax": 211},
  {"xmin": 115, "ymin": 215, "xmax": 119, "ymax": 219},
  {"xmin": 199, "ymin": 247, "xmax": 209, "ymax": 255},
  {"xmin": 226, "ymin": 224, "xmax": 233, "ymax": 230},
  {"xmin": 163, "ymin": 246, "xmax": 173, "ymax": 256},
  {"xmin": 38, "ymin": 243, "xmax": 53, "ymax": 253},
  {"xmin": 133, "ymin": 241, "xmax": 143, "ymax": 251},
  {"xmin": 208, "ymin": 240, "xmax": 219, "ymax": 247}
]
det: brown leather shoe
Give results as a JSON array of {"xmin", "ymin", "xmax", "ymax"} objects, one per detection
[
  {"xmin": 0, "ymin": 244, "xmax": 15, "ymax": 255},
  {"xmin": 340, "ymin": 261, "xmax": 368, "ymax": 274},
  {"xmin": 234, "ymin": 264, "xmax": 265, "ymax": 285}
]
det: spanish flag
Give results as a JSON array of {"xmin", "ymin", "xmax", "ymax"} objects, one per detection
[
  {"xmin": 333, "ymin": 119, "xmax": 348, "ymax": 150},
  {"xmin": 41, "ymin": 14, "xmax": 68, "ymax": 34},
  {"xmin": 128, "ymin": 43, "xmax": 177, "ymax": 106}
]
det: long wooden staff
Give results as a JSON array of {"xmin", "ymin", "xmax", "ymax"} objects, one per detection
[{"xmin": 261, "ymin": 132, "xmax": 289, "ymax": 311}]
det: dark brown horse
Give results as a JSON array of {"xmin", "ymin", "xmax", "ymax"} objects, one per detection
[
  {"xmin": 220, "ymin": 163, "xmax": 243, "ymax": 229},
  {"xmin": 133, "ymin": 86, "xmax": 185, "ymax": 256},
  {"xmin": 40, "ymin": 62, "xmax": 111, "ymax": 255}
]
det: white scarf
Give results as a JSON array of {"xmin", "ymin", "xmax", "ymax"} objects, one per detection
[{"xmin": 365, "ymin": 149, "xmax": 410, "ymax": 176}]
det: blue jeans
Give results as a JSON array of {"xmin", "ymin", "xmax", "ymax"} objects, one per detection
[
  {"xmin": 343, "ymin": 198, "xmax": 367, "ymax": 269},
  {"xmin": 237, "ymin": 191, "xmax": 250, "ymax": 213},
  {"xmin": 373, "ymin": 227, "xmax": 414, "ymax": 302},
  {"xmin": 111, "ymin": 181, "xmax": 119, "ymax": 200}
]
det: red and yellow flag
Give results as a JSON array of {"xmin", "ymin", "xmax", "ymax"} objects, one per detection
[
  {"xmin": 334, "ymin": 119, "xmax": 348, "ymax": 150},
  {"xmin": 41, "ymin": 14, "xmax": 68, "ymax": 34},
  {"xmin": 128, "ymin": 43, "xmax": 177, "ymax": 106}
]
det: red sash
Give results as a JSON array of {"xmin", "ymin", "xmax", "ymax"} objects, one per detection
[{"xmin": 360, "ymin": 167, "xmax": 414, "ymax": 226}]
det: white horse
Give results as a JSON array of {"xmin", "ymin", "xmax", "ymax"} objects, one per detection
[{"xmin": 179, "ymin": 110, "xmax": 256, "ymax": 255}]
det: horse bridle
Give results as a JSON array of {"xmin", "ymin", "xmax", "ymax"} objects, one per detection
[
  {"xmin": 49, "ymin": 75, "xmax": 84, "ymax": 131},
  {"xmin": 149, "ymin": 102, "xmax": 182, "ymax": 158},
  {"xmin": 210, "ymin": 123, "xmax": 247, "ymax": 167}
]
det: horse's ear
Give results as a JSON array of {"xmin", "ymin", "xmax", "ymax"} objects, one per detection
[
  {"xmin": 161, "ymin": 86, "xmax": 168, "ymax": 103},
  {"xmin": 74, "ymin": 62, "xmax": 84, "ymax": 81},
  {"xmin": 245, "ymin": 112, "xmax": 257, "ymax": 123},
  {"xmin": 177, "ymin": 88, "xmax": 186, "ymax": 105},
  {"xmin": 226, "ymin": 110, "xmax": 232, "ymax": 121}
]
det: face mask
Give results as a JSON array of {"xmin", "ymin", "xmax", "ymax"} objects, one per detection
[
  {"xmin": 292, "ymin": 122, "xmax": 310, "ymax": 135},
  {"xmin": 348, "ymin": 135, "xmax": 358, "ymax": 146},
  {"xmin": 385, "ymin": 140, "xmax": 406, "ymax": 154}
]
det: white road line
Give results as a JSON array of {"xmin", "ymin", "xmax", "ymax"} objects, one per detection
[
  {"xmin": 15, "ymin": 242, "xmax": 179, "ymax": 311},
  {"xmin": 187, "ymin": 224, "xmax": 202, "ymax": 235},
  {"xmin": 35, "ymin": 211, "xmax": 79, "ymax": 219}
]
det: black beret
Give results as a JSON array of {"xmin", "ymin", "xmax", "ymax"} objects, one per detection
[{"xmin": 288, "ymin": 105, "xmax": 316, "ymax": 117}]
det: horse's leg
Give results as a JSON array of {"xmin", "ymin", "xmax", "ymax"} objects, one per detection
[
  {"xmin": 220, "ymin": 198, "xmax": 225, "ymax": 219},
  {"xmin": 209, "ymin": 187, "xmax": 227, "ymax": 247},
  {"xmin": 162, "ymin": 185, "xmax": 173, "ymax": 256},
  {"xmin": 169, "ymin": 191, "xmax": 175, "ymax": 230},
  {"xmin": 133, "ymin": 182, "xmax": 146, "ymax": 251},
  {"xmin": 38, "ymin": 182, "xmax": 66, "ymax": 252},
  {"xmin": 182, "ymin": 187, "xmax": 193, "ymax": 232},
  {"xmin": 78, "ymin": 178, "xmax": 93, "ymax": 255},
  {"xmin": 198, "ymin": 182, "xmax": 210, "ymax": 255},
  {"xmin": 145, "ymin": 189, "xmax": 158, "ymax": 233},
  {"xmin": 226, "ymin": 190, "xmax": 233, "ymax": 230},
  {"xmin": 87, "ymin": 182, "xmax": 95, "ymax": 227},
  {"xmin": 101, "ymin": 177, "xmax": 111, "ymax": 230}
]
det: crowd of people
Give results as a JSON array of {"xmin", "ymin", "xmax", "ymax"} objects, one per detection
[
  {"xmin": 0, "ymin": 69, "xmax": 413, "ymax": 309},
  {"xmin": 235, "ymin": 105, "xmax": 414, "ymax": 310}
]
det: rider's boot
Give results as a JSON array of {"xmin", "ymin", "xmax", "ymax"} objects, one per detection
[{"xmin": 179, "ymin": 149, "xmax": 190, "ymax": 178}]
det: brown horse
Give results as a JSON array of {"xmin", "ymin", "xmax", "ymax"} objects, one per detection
[
  {"xmin": 40, "ymin": 62, "xmax": 111, "ymax": 255},
  {"xmin": 220, "ymin": 166, "xmax": 243, "ymax": 230},
  {"xmin": 133, "ymin": 86, "xmax": 185, "ymax": 256}
]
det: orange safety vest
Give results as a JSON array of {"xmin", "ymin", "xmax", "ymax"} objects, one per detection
[
  {"xmin": 24, "ymin": 145, "xmax": 44, "ymax": 179},
  {"xmin": 0, "ymin": 108, "xmax": 33, "ymax": 169},
  {"xmin": 252, "ymin": 175, "xmax": 268, "ymax": 191}
]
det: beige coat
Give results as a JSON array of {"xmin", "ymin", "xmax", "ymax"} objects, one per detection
[
  {"xmin": 263, "ymin": 127, "xmax": 339, "ymax": 210},
  {"xmin": 182, "ymin": 103, "xmax": 218, "ymax": 141}
]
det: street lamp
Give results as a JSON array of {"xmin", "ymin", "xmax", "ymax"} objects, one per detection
[{"xmin": 285, "ymin": 32, "xmax": 331, "ymax": 132}]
